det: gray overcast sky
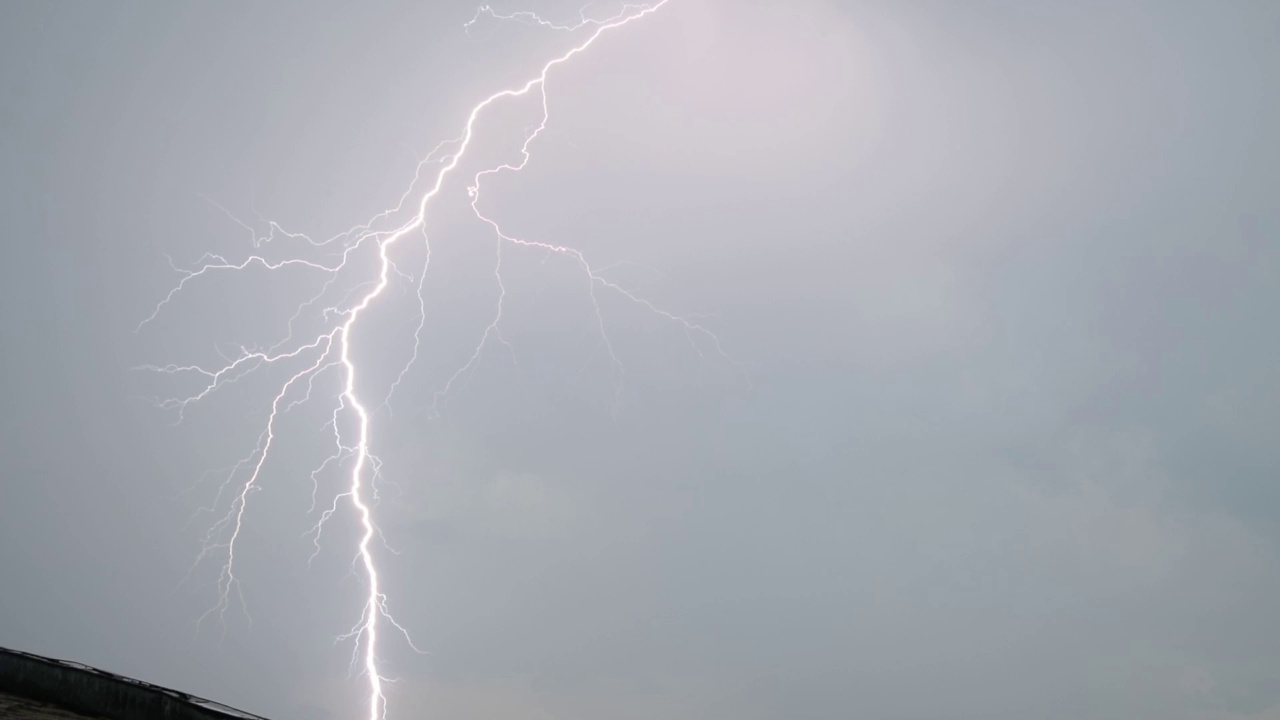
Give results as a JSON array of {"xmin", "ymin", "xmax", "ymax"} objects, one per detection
[{"xmin": 2, "ymin": 1, "xmax": 1279, "ymax": 719}]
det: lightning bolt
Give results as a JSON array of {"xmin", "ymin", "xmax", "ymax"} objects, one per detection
[{"xmin": 139, "ymin": 2, "xmax": 741, "ymax": 718}]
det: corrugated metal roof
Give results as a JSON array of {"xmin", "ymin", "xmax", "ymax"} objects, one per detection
[{"xmin": 0, "ymin": 647, "xmax": 270, "ymax": 720}]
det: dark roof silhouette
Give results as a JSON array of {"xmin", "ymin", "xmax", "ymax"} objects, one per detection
[{"xmin": 0, "ymin": 646, "xmax": 269, "ymax": 720}]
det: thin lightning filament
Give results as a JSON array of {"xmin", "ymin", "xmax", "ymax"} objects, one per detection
[{"xmin": 141, "ymin": 3, "xmax": 739, "ymax": 718}]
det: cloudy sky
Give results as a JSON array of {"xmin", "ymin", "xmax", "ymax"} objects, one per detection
[{"xmin": 2, "ymin": 1, "xmax": 1278, "ymax": 719}]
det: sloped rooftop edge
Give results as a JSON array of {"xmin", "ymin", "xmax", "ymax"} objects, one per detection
[{"xmin": 0, "ymin": 646, "xmax": 269, "ymax": 720}]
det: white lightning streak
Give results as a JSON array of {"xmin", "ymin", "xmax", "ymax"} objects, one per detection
[{"xmin": 141, "ymin": 3, "xmax": 749, "ymax": 719}]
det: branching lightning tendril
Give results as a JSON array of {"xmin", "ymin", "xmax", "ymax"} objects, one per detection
[{"xmin": 139, "ymin": 3, "xmax": 739, "ymax": 718}]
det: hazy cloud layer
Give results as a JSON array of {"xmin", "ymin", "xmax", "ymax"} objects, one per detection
[{"xmin": 2, "ymin": 1, "xmax": 1278, "ymax": 718}]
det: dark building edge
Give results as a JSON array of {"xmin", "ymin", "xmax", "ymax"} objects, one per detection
[{"xmin": 0, "ymin": 646, "xmax": 269, "ymax": 720}]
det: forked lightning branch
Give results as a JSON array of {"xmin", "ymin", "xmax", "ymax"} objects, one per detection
[{"xmin": 138, "ymin": 3, "xmax": 737, "ymax": 718}]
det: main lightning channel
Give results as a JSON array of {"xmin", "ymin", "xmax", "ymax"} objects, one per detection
[
  {"xmin": 334, "ymin": 7, "xmax": 675, "ymax": 717},
  {"xmin": 144, "ymin": 5, "xmax": 687, "ymax": 720}
]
